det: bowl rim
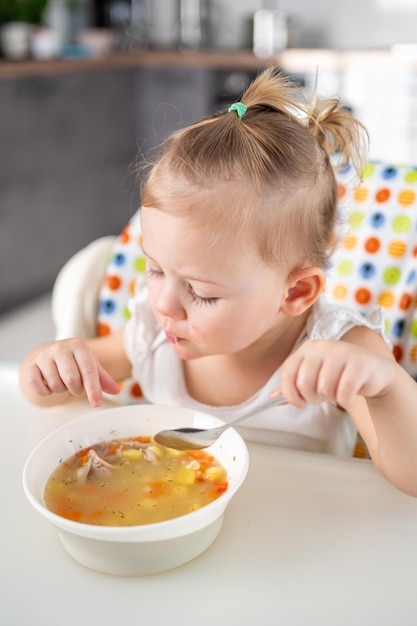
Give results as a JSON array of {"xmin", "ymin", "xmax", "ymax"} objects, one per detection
[{"xmin": 22, "ymin": 404, "xmax": 250, "ymax": 542}]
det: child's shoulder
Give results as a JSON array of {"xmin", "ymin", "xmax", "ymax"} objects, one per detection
[{"xmin": 306, "ymin": 297, "xmax": 386, "ymax": 343}]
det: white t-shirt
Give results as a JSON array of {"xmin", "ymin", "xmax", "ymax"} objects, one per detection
[{"xmin": 124, "ymin": 275, "xmax": 387, "ymax": 457}]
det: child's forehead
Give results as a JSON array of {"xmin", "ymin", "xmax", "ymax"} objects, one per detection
[
  {"xmin": 143, "ymin": 169, "xmax": 300, "ymax": 267},
  {"xmin": 153, "ymin": 173, "xmax": 262, "ymax": 215},
  {"xmin": 141, "ymin": 205, "xmax": 268, "ymax": 274}
]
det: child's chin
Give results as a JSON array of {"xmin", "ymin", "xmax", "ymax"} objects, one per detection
[{"xmin": 170, "ymin": 342, "xmax": 201, "ymax": 360}]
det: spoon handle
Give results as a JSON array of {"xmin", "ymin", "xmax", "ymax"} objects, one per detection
[{"xmin": 226, "ymin": 394, "xmax": 287, "ymax": 429}]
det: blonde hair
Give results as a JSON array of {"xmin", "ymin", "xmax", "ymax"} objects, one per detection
[{"xmin": 141, "ymin": 67, "xmax": 368, "ymax": 270}]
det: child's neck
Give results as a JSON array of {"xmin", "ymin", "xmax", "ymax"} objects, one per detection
[{"xmin": 183, "ymin": 311, "xmax": 309, "ymax": 406}]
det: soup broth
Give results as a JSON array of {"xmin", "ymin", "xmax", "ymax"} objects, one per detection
[{"xmin": 44, "ymin": 436, "xmax": 228, "ymax": 526}]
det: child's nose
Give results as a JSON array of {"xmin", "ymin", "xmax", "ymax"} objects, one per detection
[{"xmin": 155, "ymin": 287, "xmax": 186, "ymax": 321}]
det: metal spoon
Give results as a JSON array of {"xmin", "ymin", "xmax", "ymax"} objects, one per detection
[{"xmin": 154, "ymin": 395, "xmax": 287, "ymax": 450}]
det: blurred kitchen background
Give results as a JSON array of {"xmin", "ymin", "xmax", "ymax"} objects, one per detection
[{"xmin": 1, "ymin": 0, "xmax": 417, "ymax": 360}]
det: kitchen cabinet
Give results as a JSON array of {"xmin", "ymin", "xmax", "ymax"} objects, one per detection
[
  {"xmin": 0, "ymin": 62, "xmax": 225, "ymax": 313},
  {"xmin": 0, "ymin": 68, "xmax": 138, "ymax": 313},
  {"xmin": 134, "ymin": 65, "xmax": 213, "ymax": 155}
]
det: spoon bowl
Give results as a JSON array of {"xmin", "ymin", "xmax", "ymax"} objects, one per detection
[{"xmin": 154, "ymin": 395, "xmax": 287, "ymax": 450}]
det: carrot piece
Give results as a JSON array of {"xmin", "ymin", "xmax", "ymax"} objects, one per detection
[
  {"xmin": 149, "ymin": 481, "xmax": 167, "ymax": 497},
  {"xmin": 188, "ymin": 450, "xmax": 205, "ymax": 459},
  {"xmin": 77, "ymin": 446, "xmax": 92, "ymax": 457},
  {"xmin": 78, "ymin": 454, "xmax": 90, "ymax": 466},
  {"xmin": 108, "ymin": 444, "xmax": 120, "ymax": 455},
  {"xmin": 216, "ymin": 482, "xmax": 228, "ymax": 495},
  {"xmin": 57, "ymin": 508, "xmax": 82, "ymax": 522},
  {"xmin": 196, "ymin": 459, "xmax": 211, "ymax": 473},
  {"xmin": 134, "ymin": 436, "xmax": 151, "ymax": 443},
  {"xmin": 208, "ymin": 482, "xmax": 228, "ymax": 500}
]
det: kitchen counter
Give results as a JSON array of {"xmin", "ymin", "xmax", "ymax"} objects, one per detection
[
  {"xmin": 0, "ymin": 48, "xmax": 276, "ymax": 79},
  {"xmin": 2, "ymin": 47, "xmax": 417, "ymax": 80},
  {"xmin": 3, "ymin": 361, "xmax": 417, "ymax": 625}
]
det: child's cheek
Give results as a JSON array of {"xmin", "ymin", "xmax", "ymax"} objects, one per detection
[{"xmin": 190, "ymin": 319, "xmax": 226, "ymax": 345}]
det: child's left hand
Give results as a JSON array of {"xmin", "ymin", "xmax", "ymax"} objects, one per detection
[
  {"xmin": 276, "ymin": 339, "xmax": 397, "ymax": 411},
  {"xmin": 271, "ymin": 336, "xmax": 417, "ymax": 496}
]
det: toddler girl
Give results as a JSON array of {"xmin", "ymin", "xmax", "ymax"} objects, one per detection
[{"xmin": 20, "ymin": 68, "xmax": 417, "ymax": 496}]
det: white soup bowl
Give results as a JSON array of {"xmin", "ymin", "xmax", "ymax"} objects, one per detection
[{"xmin": 23, "ymin": 404, "xmax": 249, "ymax": 576}]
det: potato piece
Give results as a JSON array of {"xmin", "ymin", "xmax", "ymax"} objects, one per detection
[
  {"xmin": 147, "ymin": 445, "xmax": 164, "ymax": 458},
  {"xmin": 121, "ymin": 448, "xmax": 143, "ymax": 460},
  {"xmin": 204, "ymin": 466, "xmax": 227, "ymax": 482},
  {"xmin": 177, "ymin": 466, "xmax": 196, "ymax": 486}
]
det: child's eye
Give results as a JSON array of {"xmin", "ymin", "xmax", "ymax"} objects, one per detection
[
  {"xmin": 189, "ymin": 285, "xmax": 218, "ymax": 307},
  {"xmin": 147, "ymin": 267, "xmax": 164, "ymax": 278}
]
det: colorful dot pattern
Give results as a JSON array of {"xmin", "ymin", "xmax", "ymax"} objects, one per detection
[
  {"xmin": 327, "ymin": 161, "xmax": 417, "ymax": 381},
  {"xmin": 97, "ymin": 210, "xmax": 146, "ymax": 403}
]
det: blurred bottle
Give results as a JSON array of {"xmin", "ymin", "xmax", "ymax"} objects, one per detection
[
  {"xmin": 44, "ymin": 0, "xmax": 71, "ymax": 51},
  {"xmin": 179, "ymin": 0, "xmax": 210, "ymax": 50},
  {"xmin": 147, "ymin": 0, "xmax": 179, "ymax": 48},
  {"xmin": 253, "ymin": 1, "xmax": 287, "ymax": 58}
]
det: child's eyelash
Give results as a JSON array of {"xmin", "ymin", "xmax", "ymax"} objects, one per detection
[
  {"xmin": 147, "ymin": 267, "xmax": 163, "ymax": 277},
  {"xmin": 190, "ymin": 292, "xmax": 218, "ymax": 306},
  {"xmin": 189, "ymin": 285, "xmax": 218, "ymax": 306},
  {"xmin": 147, "ymin": 268, "xmax": 218, "ymax": 306}
]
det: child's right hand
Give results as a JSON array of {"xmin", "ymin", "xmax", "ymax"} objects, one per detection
[{"xmin": 19, "ymin": 338, "xmax": 121, "ymax": 407}]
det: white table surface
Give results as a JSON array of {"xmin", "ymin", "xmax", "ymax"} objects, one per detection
[{"xmin": 3, "ymin": 362, "xmax": 417, "ymax": 626}]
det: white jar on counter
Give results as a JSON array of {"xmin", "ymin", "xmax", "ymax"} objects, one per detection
[{"xmin": 253, "ymin": 8, "xmax": 287, "ymax": 58}]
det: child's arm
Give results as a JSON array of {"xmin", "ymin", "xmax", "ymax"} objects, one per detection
[
  {"xmin": 19, "ymin": 328, "xmax": 131, "ymax": 408},
  {"xmin": 279, "ymin": 327, "xmax": 417, "ymax": 496}
]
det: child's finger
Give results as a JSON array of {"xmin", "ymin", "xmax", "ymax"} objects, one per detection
[
  {"xmin": 70, "ymin": 347, "xmax": 104, "ymax": 407},
  {"xmin": 38, "ymin": 360, "xmax": 71, "ymax": 395},
  {"xmin": 82, "ymin": 364, "xmax": 121, "ymax": 407},
  {"xmin": 98, "ymin": 365, "xmax": 121, "ymax": 396},
  {"xmin": 280, "ymin": 353, "xmax": 309, "ymax": 407},
  {"xmin": 24, "ymin": 364, "xmax": 54, "ymax": 396}
]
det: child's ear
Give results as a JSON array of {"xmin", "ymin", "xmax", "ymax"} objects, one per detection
[{"xmin": 279, "ymin": 267, "xmax": 326, "ymax": 316}]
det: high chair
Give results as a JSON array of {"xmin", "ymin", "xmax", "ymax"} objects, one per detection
[
  {"xmin": 327, "ymin": 161, "xmax": 417, "ymax": 382},
  {"xmin": 51, "ymin": 160, "xmax": 417, "ymax": 452}
]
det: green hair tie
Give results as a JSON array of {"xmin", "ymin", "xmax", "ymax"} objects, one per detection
[{"xmin": 228, "ymin": 102, "xmax": 247, "ymax": 120}]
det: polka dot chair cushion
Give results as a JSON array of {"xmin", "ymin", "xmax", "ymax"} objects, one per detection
[
  {"xmin": 97, "ymin": 209, "xmax": 146, "ymax": 403},
  {"xmin": 327, "ymin": 161, "xmax": 417, "ymax": 381}
]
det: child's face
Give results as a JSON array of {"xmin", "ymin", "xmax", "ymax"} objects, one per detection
[{"xmin": 140, "ymin": 207, "xmax": 289, "ymax": 361}]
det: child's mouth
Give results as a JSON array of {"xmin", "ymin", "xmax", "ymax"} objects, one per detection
[{"xmin": 165, "ymin": 332, "xmax": 181, "ymax": 344}]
